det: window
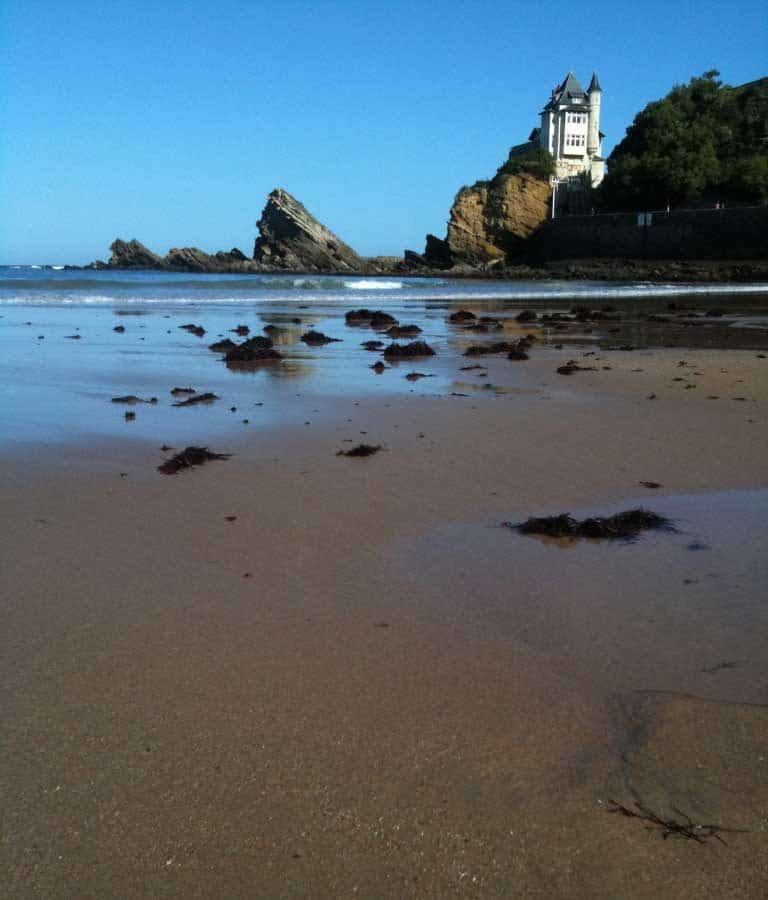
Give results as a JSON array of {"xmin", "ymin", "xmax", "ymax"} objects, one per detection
[{"xmin": 565, "ymin": 112, "xmax": 587, "ymax": 125}]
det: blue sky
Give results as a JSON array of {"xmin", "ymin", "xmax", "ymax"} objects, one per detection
[{"xmin": 0, "ymin": 0, "xmax": 765, "ymax": 263}]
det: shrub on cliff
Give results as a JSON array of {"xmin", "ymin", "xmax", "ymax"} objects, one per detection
[
  {"xmin": 497, "ymin": 147, "xmax": 555, "ymax": 180},
  {"xmin": 598, "ymin": 71, "xmax": 768, "ymax": 209}
]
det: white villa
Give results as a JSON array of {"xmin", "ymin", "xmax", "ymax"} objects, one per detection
[{"xmin": 530, "ymin": 72, "xmax": 605, "ymax": 188}]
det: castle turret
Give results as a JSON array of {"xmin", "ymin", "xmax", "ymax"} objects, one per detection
[{"xmin": 587, "ymin": 72, "xmax": 602, "ymax": 156}]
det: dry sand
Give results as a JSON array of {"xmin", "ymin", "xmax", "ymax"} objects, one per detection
[{"xmin": 1, "ymin": 347, "xmax": 767, "ymax": 898}]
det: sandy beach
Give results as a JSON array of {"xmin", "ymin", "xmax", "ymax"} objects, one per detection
[{"xmin": 1, "ymin": 288, "xmax": 767, "ymax": 897}]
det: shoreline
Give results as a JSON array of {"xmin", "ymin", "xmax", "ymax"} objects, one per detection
[{"xmin": 14, "ymin": 258, "xmax": 768, "ymax": 284}]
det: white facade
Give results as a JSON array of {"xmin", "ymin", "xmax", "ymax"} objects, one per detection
[{"xmin": 537, "ymin": 72, "xmax": 604, "ymax": 187}]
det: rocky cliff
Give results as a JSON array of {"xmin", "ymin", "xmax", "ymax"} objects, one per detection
[
  {"xmin": 253, "ymin": 188, "xmax": 364, "ymax": 272},
  {"xmin": 422, "ymin": 171, "xmax": 551, "ymax": 268}
]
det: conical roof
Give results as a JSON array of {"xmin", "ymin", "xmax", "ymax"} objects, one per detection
[
  {"xmin": 543, "ymin": 72, "xmax": 588, "ymax": 110},
  {"xmin": 588, "ymin": 72, "xmax": 602, "ymax": 93},
  {"xmin": 558, "ymin": 72, "xmax": 587, "ymax": 99}
]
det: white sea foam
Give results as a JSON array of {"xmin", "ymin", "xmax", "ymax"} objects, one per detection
[
  {"xmin": 0, "ymin": 280, "xmax": 766, "ymax": 308},
  {"xmin": 344, "ymin": 280, "xmax": 404, "ymax": 290}
]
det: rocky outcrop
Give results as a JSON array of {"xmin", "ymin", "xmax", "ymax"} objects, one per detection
[
  {"xmin": 423, "ymin": 234, "xmax": 453, "ymax": 268},
  {"xmin": 164, "ymin": 247, "xmax": 218, "ymax": 271},
  {"xmin": 103, "ymin": 241, "xmax": 253, "ymax": 272},
  {"xmin": 424, "ymin": 172, "xmax": 551, "ymax": 267},
  {"xmin": 164, "ymin": 246, "xmax": 251, "ymax": 272},
  {"xmin": 253, "ymin": 188, "xmax": 364, "ymax": 272},
  {"xmin": 109, "ymin": 239, "xmax": 164, "ymax": 269}
]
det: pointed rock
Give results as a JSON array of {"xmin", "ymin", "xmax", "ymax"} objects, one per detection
[{"xmin": 253, "ymin": 188, "xmax": 363, "ymax": 272}]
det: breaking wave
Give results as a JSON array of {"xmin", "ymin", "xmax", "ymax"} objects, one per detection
[
  {"xmin": 1, "ymin": 267, "xmax": 766, "ymax": 307},
  {"xmin": 344, "ymin": 280, "xmax": 404, "ymax": 290}
]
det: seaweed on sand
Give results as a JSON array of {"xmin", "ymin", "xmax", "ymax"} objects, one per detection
[
  {"xmin": 386, "ymin": 324, "xmax": 422, "ymax": 338},
  {"xmin": 179, "ymin": 323, "xmax": 205, "ymax": 337},
  {"xmin": 509, "ymin": 508, "xmax": 675, "ymax": 540},
  {"xmin": 224, "ymin": 344, "xmax": 282, "ymax": 363},
  {"xmin": 336, "ymin": 444, "xmax": 382, "ymax": 457},
  {"xmin": 111, "ymin": 395, "xmax": 158, "ymax": 404},
  {"xmin": 300, "ymin": 330, "xmax": 341, "ymax": 345},
  {"xmin": 557, "ymin": 361, "xmax": 598, "ymax": 375},
  {"xmin": 507, "ymin": 341, "xmax": 531, "ymax": 360},
  {"xmin": 607, "ymin": 799, "xmax": 746, "ymax": 845},
  {"xmin": 209, "ymin": 338, "xmax": 237, "ymax": 352},
  {"xmin": 172, "ymin": 392, "xmax": 219, "ymax": 407},
  {"xmin": 383, "ymin": 341, "xmax": 436, "ymax": 358},
  {"xmin": 158, "ymin": 446, "xmax": 231, "ymax": 475},
  {"xmin": 464, "ymin": 342, "xmax": 514, "ymax": 356},
  {"xmin": 448, "ymin": 310, "xmax": 476, "ymax": 322},
  {"xmin": 345, "ymin": 309, "xmax": 398, "ymax": 327}
]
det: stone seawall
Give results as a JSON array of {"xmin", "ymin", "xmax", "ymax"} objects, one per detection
[{"xmin": 528, "ymin": 206, "xmax": 768, "ymax": 261}]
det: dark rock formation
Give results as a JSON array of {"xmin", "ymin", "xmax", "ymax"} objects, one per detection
[
  {"xmin": 216, "ymin": 247, "xmax": 247, "ymax": 263},
  {"xmin": 423, "ymin": 234, "xmax": 453, "ymax": 269},
  {"xmin": 109, "ymin": 239, "xmax": 164, "ymax": 269},
  {"xmin": 402, "ymin": 249, "xmax": 428, "ymax": 269},
  {"xmin": 165, "ymin": 247, "xmax": 214, "ymax": 271},
  {"xmin": 165, "ymin": 246, "xmax": 252, "ymax": 272},
  {"xmin": 253, "ymin": 188, "xmax": 364, "ymax": 272}
]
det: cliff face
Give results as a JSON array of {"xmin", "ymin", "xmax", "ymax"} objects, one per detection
[
  {"xmin": 426, "ymin": 172, "xmax": 551, "ymax": 267},
  {"xmin": 253, "ymin": 188, "xmax": 363, "ymax": 272}
]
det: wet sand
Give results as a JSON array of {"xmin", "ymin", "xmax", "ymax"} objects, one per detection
[{"xmin": 1, "ymin": 302, "xmax": 768, "ymax": 897}]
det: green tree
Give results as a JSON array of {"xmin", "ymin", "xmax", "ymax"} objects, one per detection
[{"xmin": 597, "ymin": 71, "xmax": 768, "ymax": 209}]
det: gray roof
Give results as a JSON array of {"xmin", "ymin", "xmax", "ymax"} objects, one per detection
[
  {"xmin": 588, "ymin": 72, "xmax": 602, "ymax": 93},
  {"xmin": 543, "ymin": 72, "xmax": 588, "ymax": 110}
]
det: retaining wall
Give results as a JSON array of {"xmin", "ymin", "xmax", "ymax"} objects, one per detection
[{"xmin": 528, "ymin": 206, "xmax": 768, "ymax": 261}]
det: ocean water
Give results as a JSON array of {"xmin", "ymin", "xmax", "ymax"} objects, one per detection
[{"xmin": 2, "ymin": 266, "xmax": 768, "ymax": 308}]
